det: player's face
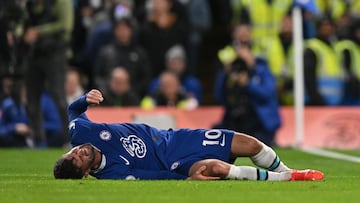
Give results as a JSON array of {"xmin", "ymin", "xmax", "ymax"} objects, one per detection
[{"xmin": 63, "ymin": 143, "xmax": 96, "ymax": 175}]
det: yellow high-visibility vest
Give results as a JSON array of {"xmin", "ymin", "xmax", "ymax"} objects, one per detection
[
  {"xmin": 350, "ymin": 0, "xmax": 360, "ymax": 18},
  {"xmin": 264, "ymin": 36, "xmax": 294, "ymax": 105},
  {"xmin": 265, "ymin": 36, "xmax": 294, "ymax": 78},
  {"xmin": 334, "ymin": 40, "xmax": 360, "ymax": 78},
  {"xmin": 315, "ymin": 0, "xmax": 346, "ymax": 21},
  {"xmin": 240, "ymin": 0, "xmax": 292, "ymax": 42},
  {"xmin": 305, "ymin": 38, "xmax": 344, "ymax": 105},
  {"xmin": 305, "ymin": 39, "xmax": 342, "ymax": 77}
]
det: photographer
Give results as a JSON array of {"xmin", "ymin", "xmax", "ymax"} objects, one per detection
[{"xmin": 213, "ymin": 43, "xmax": 281, "ymax": 146}]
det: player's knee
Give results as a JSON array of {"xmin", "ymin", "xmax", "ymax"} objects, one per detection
[{"xmin": 247, "ymin": 138, "xmax": 263, "ymax": 155}]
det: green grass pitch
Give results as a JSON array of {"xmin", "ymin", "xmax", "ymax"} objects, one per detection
[{"xmin": 0, "ymin": 148, "xmax": 359, "ymax": 203}]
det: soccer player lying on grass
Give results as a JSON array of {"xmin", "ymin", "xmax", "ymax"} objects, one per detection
[{"xmin": 53, "ymin": 89, "xmax": 324, "ymax": 181}]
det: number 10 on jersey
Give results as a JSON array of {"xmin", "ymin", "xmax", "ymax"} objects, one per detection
[{"xmin": 202, "ymin": 129, "xmax": 225, "ymax": 147}]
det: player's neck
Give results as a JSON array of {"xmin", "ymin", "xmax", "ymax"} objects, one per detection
[{"xmin": 91, "ymin": 150, "xmax": 102, "ymax": 170}]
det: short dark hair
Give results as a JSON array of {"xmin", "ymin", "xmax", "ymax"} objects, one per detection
[{"xmin": 53, "ymin": 157, "xmax": 84, "ymax": 179}]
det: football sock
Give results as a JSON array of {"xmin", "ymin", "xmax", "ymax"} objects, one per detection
[
  {"xmin": 250, "ymin": 143, "xmax": 290, "ymax": 172},
  {"xmin": 225, "ymin": 165, "xmax": 291, "ymax": 181}
]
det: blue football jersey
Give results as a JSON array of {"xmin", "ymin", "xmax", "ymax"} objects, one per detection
[{"xmin": 68, "ymin": 96, "xmax": 234, "ymax": 180}]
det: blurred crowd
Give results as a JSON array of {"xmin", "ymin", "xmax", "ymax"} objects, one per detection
[{"xmin": 0, "ymin": 0, "xmax": 360, "ymax": 148}]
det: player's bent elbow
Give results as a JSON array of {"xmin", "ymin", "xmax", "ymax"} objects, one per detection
[{"xmin": 207, "ymin": 160, "xmax": 231, "ymax": 177}]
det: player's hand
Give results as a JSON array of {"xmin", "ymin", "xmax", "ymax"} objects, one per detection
[
  {"xmin": 186, "ymin": 166, "xmax": 221, "ymax": 181},
  {"xmin": 86, "ymin": 89, "xmax": 104, "ymax": 105}
]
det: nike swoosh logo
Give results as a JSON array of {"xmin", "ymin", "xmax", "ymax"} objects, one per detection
[
  {"xmin": 119, "ymin": 155, "xmax": 130, "ymax": 165},
  {"xmin": 220, "ymin": 135, "xmax": 225, "ymax": 147}
]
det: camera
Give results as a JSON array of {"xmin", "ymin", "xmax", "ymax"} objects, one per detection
[{"xmin": 231, "ymin": 58, "xmax": 248, "ymax": 74}]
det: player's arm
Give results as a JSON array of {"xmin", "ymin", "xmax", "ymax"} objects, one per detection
[
  {"xmin": 112, "ymin": 169, "xmax": 188, "ymax": 180},
  {"xmin": 186, "ymin": 165, "xmax": 221, "ymax": 180},
  {"xmin": 111, "ymin": 166, "xmax": 220, "ymax": 180},
  {"xmin": 68, "ymin": 89, "xmax": 104, "ymax": 121}
]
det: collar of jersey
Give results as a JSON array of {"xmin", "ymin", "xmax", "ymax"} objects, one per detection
[
  {"xmin": 90, "ymin": 144, "xmax": 106, "ymax": 174},
  {"xmin": 91, "ymin": 154, "xmax": 106, "ymax": 174}
]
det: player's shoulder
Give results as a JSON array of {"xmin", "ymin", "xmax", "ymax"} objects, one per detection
[
  {"xmin": 69, "ymin": 117, "xmax": 95, "ymax": 129},
  {"xmin": 121, "ymin": 122, "xmax": 146, "ymax": 127}
]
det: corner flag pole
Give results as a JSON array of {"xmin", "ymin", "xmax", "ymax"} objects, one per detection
[{"xmin": 292, "ymin": 6, "xmax": 304, "ymax": 147}]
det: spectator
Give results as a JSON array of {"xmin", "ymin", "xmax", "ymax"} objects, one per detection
[
  {"xmin": 101, "ymin": 67, "xmax": 140, "ymax": 106},
  {"xmin": 23, "ymin": 0, "xmax": 74, "ymax": 147},
  {"xmin": 314, "ymin": 0, "xmax": 359, "ymax": 37},
  {"xmin": 0, "ymin": 76, "xmax": 14, "ymax": 104},
  {"xmin": 81, "ymin": 3, "xmax": 133, "ymax": 88},
  {"xmin": 0, "ymin": 80, "xmax": 31, "ymax": 147},
  {"xmin": 148, "ymin": 45, "xmax": 202, "ymax": 103},
  {"xmin": 230, "ymin": 0, "xmax": 292, "ymax": 53},
  {"xmin": 71, "ymin": 0, "xmax": 102, "ymax": 65},
  {"xmin": 177, "ymin": 0, "xmax": 212, "ymax": 72},
  {"xmin": 41, "ymin": 91, "xmax": 64, "ymax": 147},
  {"xmin": 139, "ymin": 0, "xmax": 189, "ymax": 77},
  {"xmin": 0, "ymin": 0, "xmax": 27, "ymax": 78},
  {"xmin": 303, "ymin": 16, "xmax": 344, "ymax": 106},
  {"xmin": 349, "ymin": 0, "xmax": 360, "ymax": 18},
  {"xmin": 141, "ymin": 71, "xmax": 198, "ymax": 109},
  {"xmin": 65, "ymin": 68, "xmax": 85, "ymax": 104},
  {"xmin": 315, "ymin": 0, "xmax": 347, "ymax": 22},
  {"xmin": 217, "ymin": 23, "xmax": 256, "ymax": 70},
  {"xmin": 335, "ymin": 19, "xmax": 360, "ymax": 105},
  {"xmin": 335, "ymin": 10, "xmax": 354, "ymax": 40},
  {"xmin": 0, "ymin": 79, "xmax": 64, "ymax": 147},
  {"xmin": 213, "ymin": 44, "xmax": 280, "ymax": 147},
  {"xmin": 215, "ymin": 23, "xmax": 256, "ymax": 104},
  {"xmin": 94, "ymin": 15, "xmax": 151, "ymax": 97},
  {"xmin": 264, "ymin": 14, "xmax": 294, "ymax": 105}
]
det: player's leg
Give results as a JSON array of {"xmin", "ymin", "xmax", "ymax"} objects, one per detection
[
  {"xmin": 230, "ymin": 132, "xmax": 290, "ymax": 172},
  {"xmin": 188, "ymin": 159, "xmax": 292, "ymax": 181},
  {"xmin": 229, "ymin": 132, "xmax": 324, "ymax": 180}
]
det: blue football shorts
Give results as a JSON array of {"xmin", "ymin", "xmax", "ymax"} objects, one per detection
[{"xmin": 165, "ymin": 128, "xmax": 235, "ymax": 176}]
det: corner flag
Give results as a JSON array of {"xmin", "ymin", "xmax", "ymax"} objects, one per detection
[{"xmin": 293, "ymin": 0, "xmax": 318, "ymax": 14}]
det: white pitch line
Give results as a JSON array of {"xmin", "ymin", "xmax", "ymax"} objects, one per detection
[{"xmin": 300, "ymin": 147, "xmax": 360, "ymax": 163}]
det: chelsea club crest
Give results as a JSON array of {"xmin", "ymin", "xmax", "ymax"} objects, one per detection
[{"xmin": 99, "ymin": 130, "xmax": 112, "ymax": 141}]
